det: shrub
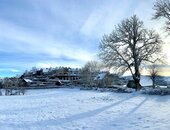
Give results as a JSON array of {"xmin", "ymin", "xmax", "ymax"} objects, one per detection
[{"xmin": 142, "ymin": 87, "xmax": 170, "ymax": 95}]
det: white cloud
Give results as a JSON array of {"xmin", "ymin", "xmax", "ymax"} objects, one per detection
[
  {"xmin": 0, "ymin": 20, "xmax": 95, "ymax": 63},
  {"xmin": 80, "ymin": 0, "xmax": 140, "ymax": 38},
  {"xmin": 0, "ymin": 68, "xmax": 20, "ymax": 73},
  {"xmin": 80, "ymin": 9, "xmax": 104, "ymax": 36}
]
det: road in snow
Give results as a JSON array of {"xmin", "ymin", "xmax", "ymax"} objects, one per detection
[{"xmin": 0, "ymin": 88, "xmax": 169, "ymax": 130}]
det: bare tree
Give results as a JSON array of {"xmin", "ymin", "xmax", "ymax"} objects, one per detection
[
  {"xmin": 18, "ymin": 78, "xmax": 28, "ymax": 95},
  {"xmin": 81, "ymin": 61, "xmax": 104, "ymax": 86},
  {"xmin": 99, "ymin": 15, "xmax": 163, "ymax": 90},
  {"xmin": 3, "ymin": 78, "xmax": 13, "ymax": 95},
  {"xmin": 148, "ymin": 64, "xmax": 160, "ymax": 88},
  {"xmin": 153, "ymin": 0, "xmax": 170, "ymax": 32}
]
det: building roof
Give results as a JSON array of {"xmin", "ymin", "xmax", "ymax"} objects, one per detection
[
  {"xmin": 23, "ymin": 78, "xmax": 33, "ymax": 83},
  {"xmin": 94, "ymin": 72, "xmax": 107, "ymax": 80}
]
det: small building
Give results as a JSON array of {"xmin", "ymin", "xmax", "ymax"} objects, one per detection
[{"xmin": 94, "ymin": 72, "xmax": 120, "ymax": 87}]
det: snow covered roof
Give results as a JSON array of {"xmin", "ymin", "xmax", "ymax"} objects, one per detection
[
  {"xmin": 23, "ymin": 78, "xmax": 33, "ymax": 83},
  {"xmin": 43, "ymin": 68, "xmax": 49, "ymax": 73},
  {"xmin": 94, "ymin": 72, "xmax": 107, "ymax": 80}
]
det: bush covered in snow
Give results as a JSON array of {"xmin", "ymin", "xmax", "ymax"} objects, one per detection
[
  {"xmin": 114, "ymin": 87, "xmax": 135, "ymax": 93},
  {"xmin": 142, "ymin": 87, "xmax": 170, "ymax": 95},
  {"xmin": 127, "ymin": 80, "xmax": 142, "ymax": 90},
  {"xmin": 80, "ymin": 86, "xmax": 93, "ymax": 90}
]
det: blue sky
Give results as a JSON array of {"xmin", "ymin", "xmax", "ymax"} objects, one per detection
[{"xmin": 0, "ymin": 0, "xmax": 167, "ymax": 77}]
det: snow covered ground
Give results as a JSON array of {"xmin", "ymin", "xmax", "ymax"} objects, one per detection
[{"xmin": 0, "ymin": 88, "xmax": 170, "ymax": 130}]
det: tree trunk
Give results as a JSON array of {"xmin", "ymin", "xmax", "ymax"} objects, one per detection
[
  {"xmin": 152, "ymin": 77, "xmax": 156, "ymax": 89},
  {"xmin": 133, "ymin": 67, "xmax": 141, "ymax": 91},
  {"xmin": 134, "ymin": 77, "xmax": 141, "ymax": 91}
]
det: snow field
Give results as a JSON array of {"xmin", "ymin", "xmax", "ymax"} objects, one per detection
[{"xmin": 0, "ymin": 88, "xmax": 169, "ymax": 130}]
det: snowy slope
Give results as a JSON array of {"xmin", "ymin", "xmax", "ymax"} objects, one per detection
[
  {"xmin": 0, "ymin": 88, "xmax": 170, "ymax": 130},
  {"xmin": 123, "ymin": 75, "xmax": 153, "ymax": 86},
  {"xmin": 140, "ymin": 76, "xmax": 152, "ymax": 86}
]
